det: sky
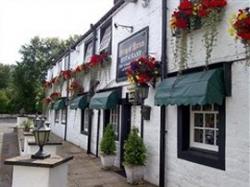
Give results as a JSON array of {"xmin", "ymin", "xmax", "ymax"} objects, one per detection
[{"xmin": 0, "ymin": 0, "xmax": 114, "ymax": 65}]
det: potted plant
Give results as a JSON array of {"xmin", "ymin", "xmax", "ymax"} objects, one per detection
[
  {"xmin": 100, "ymin": 124, "xmax": 116, "ymax": 170},
  {"xmin": 123, "ymin": 128, "xmax": 147, "ymax": 184}
]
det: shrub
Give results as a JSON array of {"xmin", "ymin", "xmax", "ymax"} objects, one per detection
[
  {"xmin": 21, "ymin": 119, "xmax": 34, "ymax": 132},
  {"xmin": 100, "ymin": 124, "xmax": 116, "ymax": 155},
  {"xmin": 124, "ymin": 128, "xmax": 147, "ymax": 166}
]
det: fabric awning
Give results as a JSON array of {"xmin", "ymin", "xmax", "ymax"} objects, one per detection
[
  {"xmin": 53, "ymin": 99, "xmax": 66, "ymax": 110},
  {"xmin": 155, "ymin": 69, "xmax": 225, "ymax": 106},
  {"xmin": 70, "ymin": 95, "xmax": 88, "ymax": 109},
  {"xmin": 89, "ymin": 90, "xmax": 119, "ymax": 109}
]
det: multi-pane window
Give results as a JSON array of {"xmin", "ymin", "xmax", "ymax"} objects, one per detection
[
  {"xmin": 190, "ymin": 104, "xmax": 219, "ymax": 152},
  {"xmin": 84, "ymin": 41, "xmax": 93, "ymax": 62},
  {"xmin": 81, "ymin": 109, "xmax": 89, "ymax": 134},
  {"xmin": 99, "ymin": 25, "xmax": 112, "ymax": 54},
  {"xmin": 110, "ymin": 106, "xmax": 119, "ymax": 140},
  {"xmin": 55, "ymin": 110, "xmax": 60, "ymax": 123},
  {"xmin": 61, "ymin": 109, "xmax": 67, "ymax": 124}
]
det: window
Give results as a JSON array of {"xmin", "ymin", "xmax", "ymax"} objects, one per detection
[
  {"xmin": 109, "ymin": 106, "xmax": 119, "ymax": 140},
  {"xmin": 55, "ymin": 110, "xmax": 60, "ymax": 123},
  {"xmin": 81, "ymin": 109, "xmax": 89, "ymax": 134},
  {"xmin": 61, "ymin": 109, "xmax": 67, "ymax": 124},
  {"xmin": 190, "ymin": 105, "xmax": 219, "ymax": 152},
  {"xmin": 99, "ymin": 24, "xmax": 112, "ymax": 54},
  {"xmin": 84, "ymin": 41, "xmax": 93, "ymax": 62},
  {"xmin": 177, "ymin": 103, "xmax": 225, "ymax": 170}
]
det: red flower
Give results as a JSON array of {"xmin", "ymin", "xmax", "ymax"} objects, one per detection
[
  {"xmin": 50, "ymin": 92, "xmax": 61, "ymax": 100},
  {"xmin": 238, "ymin": 32, "xmax": 250, "ymax": 40},
  {"xmin": 179, "ymin": 0, "xmax": 193, "ymax": 16},
  {"xmin": 201, "ymin": 0, "xmax": 227, "ymax": 9}
]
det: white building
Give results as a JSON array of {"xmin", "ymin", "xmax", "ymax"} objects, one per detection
[{"xmin": 45, "ymin": 0, "xmax": 250, "ymax": 186}]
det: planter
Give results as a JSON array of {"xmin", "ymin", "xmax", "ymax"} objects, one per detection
[
  {"xmin": 124, "ymin": 165, "xmax": 145, "ymax": 184},
  {"xmin": 100, "ymin": 155, "xmax": 115, "ymax": 170}
]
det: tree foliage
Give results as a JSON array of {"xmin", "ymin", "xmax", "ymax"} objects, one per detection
[
  {"xmin": 124, "ymin": 128, "xmax": 147, "ymax": 166},
  {"xmin": 0, "ymin": 35, "xmax": 79, "ymax": 114},
  {"xmin": 100, "ymin": 124, "xmax": 116, "ymax": 155}
]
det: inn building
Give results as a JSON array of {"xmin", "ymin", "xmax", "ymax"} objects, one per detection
[{"xmin": 45, "ymin": 0, "xmax": 250, "ymax": 186}]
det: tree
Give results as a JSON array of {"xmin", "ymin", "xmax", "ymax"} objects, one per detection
[
  {"xmin": 0, "ymin": 64, "xmax": 13, "ymax": 89},
  {"xmin": 11, "ymin": 35, "xmax": 79, "ymax": 113}
]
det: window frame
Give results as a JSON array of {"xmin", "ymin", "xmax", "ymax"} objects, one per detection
[
  {"xmin": 99, "ymin": 22, "xmax": 112, "ymax": 55},
  {"xmin": 177, "ymin": 102, "xmax": 225, "ymax": 170},
  {"xmin": 54, "ymin": 110, "xmax": 60, "ymax": 123},
  {"xmin": 190, "ymin": 105, "xmax": 219, "ymax": 152},
  {"xmin": 81, "ymin": 108, "xmax": 89, "ymax": 135},
  {"xmin": 61, "ymin": 108, "xmax": 67, "ymax": 125},
  {"xmin": 84, "ymin": 39, "xmax": 93, "ymax": 62},
  {"xmin": 109, "ymin": 105, "xmax": 120, "ymax": 141}
]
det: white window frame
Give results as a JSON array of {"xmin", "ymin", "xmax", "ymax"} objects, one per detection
[
  {"xmin": 109, "ymin": 106, "xmax": 119, "ymax": 140},
  {"xmin": 61, "ymin": 109, "xmax": 67, "ymax": 124},
  {"xmin": 81, "ymin": 109, "xmax": 89, "ymax": 133},
  {"xmin": 55, "ymin": 110, "xmax": 60, "ymax": 123},
  {"xmin": 99, "ymin": 25, "xmax": 112, "ymax": 53},
  {"xmin": 84, "ymin": 41, "xmax": 93, "ymax": 62},
  {"xmin": 190, "ymin": 105, "xmax": 219, "ymax": 152}
]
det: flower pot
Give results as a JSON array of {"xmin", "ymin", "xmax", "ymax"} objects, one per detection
[
  {"xmin": 124, "ymin": 165, "xmax": 145, "ymax": 184},
  {"xmin": 100, "ymin": 155, "xmax": 115, "ymax": 170}
]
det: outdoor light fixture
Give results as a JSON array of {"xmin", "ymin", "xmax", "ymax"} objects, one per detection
[
  {"xmin": 114, "ymin": 23, "xmax": 134, "ymax": 33},
  {"xmin": 31, "ymin": 117, "xmax": 51, "ymax": 159},
  {"xmin": 137, "ymin": 84, "xmax": 149, "ymax": 101}
]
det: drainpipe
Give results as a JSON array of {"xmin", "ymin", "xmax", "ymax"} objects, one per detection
[
  {"xmin": 159, "ymin": 0, "xmax": 168, "ymax": 186},
  {"xmin": 90, "ymin": 24, "xmax": 100, "ymax": 157},
  {"xmin": 64, "ymin": 51, "xmax": 71, "ymax": 141}
]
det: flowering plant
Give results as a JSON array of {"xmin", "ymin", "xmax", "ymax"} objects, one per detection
[
  {"xmin": 50, "ymin": 92, "xmax": 61, "ymax": 101},
  {"xmin": 42, "ymin": 80, "xmax": 52, "ymax": 89},
  {"xmin": 170, "ymin": 0, "xmax": 227, "ymax": 70},
  {"xmin": 126, "ymin": 56, "xmax": 160, "ymax": 87},
  {"xmin": 60, "ymin": 70, "xmax": 72, "ymax": 80},
  {"xmin": 88, "ymin": 52, "xmax": 111, "ymax": 68},
  {"xmin": 68, "ymin": 80, "xmax": 84, "ymax": 96},
  {"xmin": 43, "ymin": 97, "xmax": 52, "ymax": 105},
  {"xmin": 229, "ymin": 8, "xmax": 250, "ymax": 62}
]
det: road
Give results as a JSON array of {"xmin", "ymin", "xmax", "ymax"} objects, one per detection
[{"xmin": 0, "ymin": 120, "xmax": 19, "ymax": 187}]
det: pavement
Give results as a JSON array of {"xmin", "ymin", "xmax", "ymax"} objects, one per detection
[
  {"xmin": 0, "ymin": 120, "xmax": 19, "ymax": 187},
  {"xmin": 0, "ymin": 120, "xmax": 157, "ymax": 187}
]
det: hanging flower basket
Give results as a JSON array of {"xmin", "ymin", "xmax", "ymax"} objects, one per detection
[
  {"xmin": 126, "ymin": 56, "xmax": 160, "ymax": 88},
  {"xmin": 60, "ymin": 70, "xmax": 72, "ymax": 80},
  {"xmin": 170, "ymin": 0, "xmax": 227, "ymax": 70},
  {"xmin": 68, "ymin": 80, "xmax": 84, "ymax": 96},
  {"xmin": 50, "ymin": 92, "xmax": 61, "ymax": 101},
  {"xmin": 88, "ymin": 53, "xmax": 111, "ymax": 69},
  {"xmin": 229, "ymin": 7, "xmax": 250, "ymax": 64}
]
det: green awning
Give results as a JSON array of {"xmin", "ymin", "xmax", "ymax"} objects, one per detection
[
  {"xmin": 70, "ymin": 95, "xmax": 88, "ymax": 109},
  {"xmin": 155, "ymin": 69, "xmax": 225, "ymax": 106},
  {"xmin": 53, "ymin": 99, "xmax": 66, "ymax": 110},
  {"xmin": 89, "ymin": 90, "xmax": 119, "ymax": 109}
]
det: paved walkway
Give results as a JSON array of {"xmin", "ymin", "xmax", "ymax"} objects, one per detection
[
  {"xmin": 56, "ymin": 138, "xmax": 157, "ymax": 187},
  {"xmin": 0, "ymin": 120, "xmax": 156, "ymax": 187},
  {"xmin": 0, "ymin": 120, "xmax": 19, "ymax": 187}
]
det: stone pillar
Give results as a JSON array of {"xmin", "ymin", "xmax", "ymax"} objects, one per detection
[{"xmin": 5, "ymin": 155, "xmax": 73, "ymax": 187}]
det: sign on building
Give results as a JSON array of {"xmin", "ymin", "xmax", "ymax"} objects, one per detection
[{"xmin": 116, "ymin": 27, "xmax": 149, "ymax": 82}]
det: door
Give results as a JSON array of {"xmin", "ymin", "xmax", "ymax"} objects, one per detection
[{"xmin": 120, "ymin": 103, "xmax": 131, "ymax": 168}]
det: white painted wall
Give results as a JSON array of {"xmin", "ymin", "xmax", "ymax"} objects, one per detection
[
  {"xmin": 167, "ymin": 0, "xmax": 249, "ymax": 72},
  {"xmin": 12, "ymin": 164, "xmax": 68, "ymax": 187},
  {"xmin": 164, "ymin": 62, "xmax": 250, "ymax": 187}
]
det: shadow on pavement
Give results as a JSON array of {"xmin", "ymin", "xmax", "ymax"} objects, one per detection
[{"xmin": 0, "ymin": 125, "xmax": 19, "ymax": 187}]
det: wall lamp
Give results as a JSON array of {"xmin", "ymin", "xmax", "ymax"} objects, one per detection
[{"xmin": 114, "ymin": 23, "xmax": 134, "ymax": 33}]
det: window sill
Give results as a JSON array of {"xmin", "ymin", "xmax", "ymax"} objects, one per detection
[
  {"xmin": 178, "ymin": 148, "xmax": 225, "ymax": 170},
  {"xmin": 61, "ymin": 121, "xmax": 66, "ymax": 125}
]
